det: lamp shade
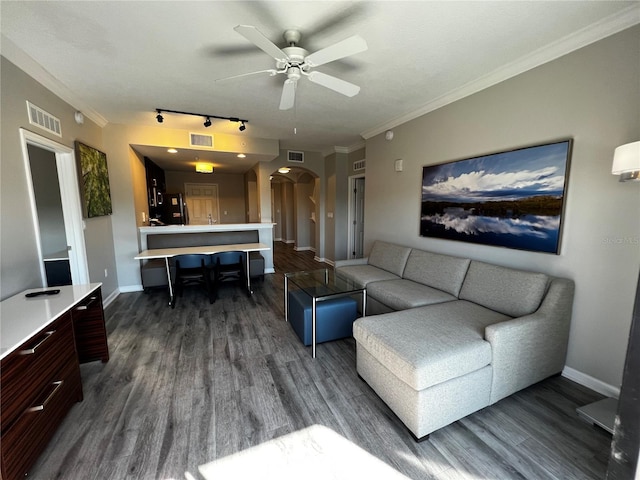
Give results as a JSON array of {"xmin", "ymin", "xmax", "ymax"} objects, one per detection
[
  {"xmin": 612, "ymin": 141, "xmax": 640, "ymax": 174},
  {"xmin": 195, "ymin": 162, "xmax": 214, "ymax": 174}
]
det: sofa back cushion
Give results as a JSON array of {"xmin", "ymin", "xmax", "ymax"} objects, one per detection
[
  {"xmin": 402, "ymin": 249, "xmax": 471, "ymax": 296},
  {"xmin": 459, "ymin": 261, "xmax": 549, "ymax": 317},
  {"xmin": 367, "ymin": 241, "xmax": 411, "ymax": 277}
]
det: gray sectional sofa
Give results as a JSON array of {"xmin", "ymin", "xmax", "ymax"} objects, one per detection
[{"xmin": 335, "ymin": 241, "xmax": 574, "ymax": 440}]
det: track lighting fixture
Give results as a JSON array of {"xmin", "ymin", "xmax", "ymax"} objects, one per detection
[{"xmin": 154, "ymin": 108, "xmax": 248, "ymax": 131}]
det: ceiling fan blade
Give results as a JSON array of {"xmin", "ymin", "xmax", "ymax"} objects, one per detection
[
  {"xmin": 307, "ymin": 71, "xmax": 360, "ymax": 97},
  {"xmin": 304, "ymin": 35, "xmax": 367, "ymax": 68},
  {"xmin": 279, "ymin": 79, "xmax": 296, "ymax": 110},
  {"xmin": 234, "ymin": 25, "xmax": 289, "ymax": 62},
  {"xmin": 215, "ymin": 69, "xmax": 278, "ymax": 82}
]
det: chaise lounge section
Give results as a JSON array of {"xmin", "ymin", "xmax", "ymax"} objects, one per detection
[{"xmin": 335, "ymin": 241, "xmax": 574, "ymax": 440}]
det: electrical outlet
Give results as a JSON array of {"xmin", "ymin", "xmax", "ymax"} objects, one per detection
[{"xmin": 104, "ymin": 268, "xmax": 108, "ymax": 278}]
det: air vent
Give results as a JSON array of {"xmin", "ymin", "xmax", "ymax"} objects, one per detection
[
  {"xmin": 353, "ymin": 159, "xmax": 366, "ymax": 171},
  {"xmin": 26, "ymin": 101, "xmax": 61, "ymax": 137},
  {"xmin": 287, "ymin": 150, "xmax": 304, "ymax": 163},
  {"xmin": 190, "ymin": 133, "xmax": 214, "ymax": 148}
]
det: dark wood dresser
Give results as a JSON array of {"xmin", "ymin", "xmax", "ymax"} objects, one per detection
[{"xmin": 0, "ymin": 283, "xmax": 109, "ymax": 480}]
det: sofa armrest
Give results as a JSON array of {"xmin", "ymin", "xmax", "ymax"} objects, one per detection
[
  {"xmin": 484, "ymin": 277, "xmax": 575, "ymax": 403},
  {"xmin": 334, "ymin": 257, "xmax": 369, "ymax": 269}
]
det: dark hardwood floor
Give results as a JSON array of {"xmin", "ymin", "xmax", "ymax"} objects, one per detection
[{"xmin": 28, "ymin": 242, "xmax": 612, "ymax": 480}]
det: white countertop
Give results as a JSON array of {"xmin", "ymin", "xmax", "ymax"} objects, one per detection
[
  {"xmin": 0, "ymin": 283, "xmax": 102, "ymax": 360},
  {"xmin": 138, "ymin": 223, "xmax": 275, "ymax": 235}
]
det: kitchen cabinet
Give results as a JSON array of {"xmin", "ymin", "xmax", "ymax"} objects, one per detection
[{"xmin": 0, "ymin": 284, "xmax": 108, "ymax": 480}]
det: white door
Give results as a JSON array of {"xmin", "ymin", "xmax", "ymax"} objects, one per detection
[
  {"xmin": 20, "ymin": 129, "xmax": 90, "ymax": 285},
  {"xmin": 184, "ymin": 183, "xmax": 220, "ymax": 225}
]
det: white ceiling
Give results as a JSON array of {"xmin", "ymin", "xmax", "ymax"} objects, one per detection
[{"xmin": 2, "ymin": 1, "xmax": 638, "ymax": 173}]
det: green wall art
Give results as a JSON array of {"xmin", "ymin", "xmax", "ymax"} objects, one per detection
[{"xmin": 75, "ymin": 141, "xmax": 113, "ymax": 218}]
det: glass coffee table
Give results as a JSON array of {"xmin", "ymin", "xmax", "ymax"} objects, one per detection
[{"xmin": 284, "ymin": 269, "xmax": 367, "ymax": 358}]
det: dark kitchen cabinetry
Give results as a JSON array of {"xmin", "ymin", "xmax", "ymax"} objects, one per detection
[{"xmin": 145, "ymin": 156, "xmax": 166, "ymax": 221}]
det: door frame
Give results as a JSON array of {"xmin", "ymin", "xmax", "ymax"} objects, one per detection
[
  {"xmin": 19, "ymin": 129, "xmax": 89, "ymax": 285},
  {"xmin": 347, "ymin": 173, "xmax": 366, "ymax": 259}
]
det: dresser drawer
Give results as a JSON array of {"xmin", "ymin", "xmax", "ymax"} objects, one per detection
[
  {"xmin": 0, "ymin": 311, "xmax": 77, "ymax": 433},
  {"xmin": 72, "ymin": 287, "xmax": 109, "ymax": 363},
  {"xmin": 1, "ymin": 357, "xmax": 82, "ymax": 480}
]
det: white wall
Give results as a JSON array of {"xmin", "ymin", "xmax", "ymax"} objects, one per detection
[{"xmin": 363, "ymin": 26, "xmax": 640, "ymax": 393}]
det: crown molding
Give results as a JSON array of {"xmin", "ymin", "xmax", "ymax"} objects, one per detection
[
  {"xmin": 1, "ymin": 34, "xmax": 109, "ymax": 128},
  {"xmin": 361, "ymin": 5, "xmax": 640, "ymax": 140}
]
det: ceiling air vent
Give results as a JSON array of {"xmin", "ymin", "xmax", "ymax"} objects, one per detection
[
  {"xmin": 353, "ymin": 159, "xmax": 366, "ymax": 171},
  {"xmin": 190, "ymin": 132, "xmax": 214, "ymax": 148},
  {"xmin": 26, "ymin": 101, "xmax": 61, "ymax": 137},
  {"xmin": 287, "ymin": 150, "xmax": 304, "ymax": 163}
]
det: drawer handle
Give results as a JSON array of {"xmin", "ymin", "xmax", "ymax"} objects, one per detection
[
  {"xmin": 27, "ymin": 381, "xmax": 63, "ymax": 413},
  {"xmin": 19, "ymin": 330, "xmax": 55, "ymax": 355},
  {"xmin": 76, "ymin": 296, "xmax": 98, "ymax": 311}
]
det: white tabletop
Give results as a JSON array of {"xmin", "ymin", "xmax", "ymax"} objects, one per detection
[
  {"xmin": 0, "ymin": 283, "xmax": 102, "ymax": 360},
  {"xmin": 134, "ymin": 242, "xmax": 270, "ymax": 260}
]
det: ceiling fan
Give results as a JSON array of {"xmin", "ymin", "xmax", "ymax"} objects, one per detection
[{"xmin": 218, "ymin": 25, "xmax": 367, "ymax": 110}]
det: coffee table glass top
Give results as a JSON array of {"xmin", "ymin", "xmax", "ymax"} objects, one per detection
[{"xmin": 285, "ymin": 269, "xmax": 362, "ymax": 299}]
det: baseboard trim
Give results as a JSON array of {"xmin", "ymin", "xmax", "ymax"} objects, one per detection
[
  {"xmin": 102, "ymin": 289, "xmax": 120, "ymax": 308},
  {"xmin": 562, "ymin": 366, "xmax": 620, "ymax": 398},
  {"xmin": 294, "ymin": 246, "xmax": 312, "ymax": 251},
  {"xmin": 119, "ymin": 284, "xmax": 144, "ymax": 293}
]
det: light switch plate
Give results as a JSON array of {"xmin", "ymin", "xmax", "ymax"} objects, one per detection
[{"xmin": 395, "ymin": 159, "xmax": 403, "ymax": 172}]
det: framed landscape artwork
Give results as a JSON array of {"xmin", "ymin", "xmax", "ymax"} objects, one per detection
[
  {"xmin": 75, "ymin": 141, "xmax": 113, "ymax": 218},
  {"xmin": 420, "ymin": 139, "xmax": 572, "ymax": 254}
]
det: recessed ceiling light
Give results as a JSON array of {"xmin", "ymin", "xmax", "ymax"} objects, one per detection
[
  {"xmin": 237, "ymin": 153, "xmax": 246, "ymax": 158},
  {"xmin": 278, "ymin": 167, "xmax": 291, "ymax": 174},
  {"xmin": 167, "ymin": 148, "xmax": 178, "ymax": 153}
]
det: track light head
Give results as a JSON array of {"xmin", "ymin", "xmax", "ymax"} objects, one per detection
[
  {"xmin": 239, "ymin": 122, "xmax": 246, "ymax": 132},
  {"xmin": 204, "ymin": 117, "xmax": 212, "ymax": 128},
  {"xmin": 156, "ymin": 113, "xmax": 164, "ymax": 123}
]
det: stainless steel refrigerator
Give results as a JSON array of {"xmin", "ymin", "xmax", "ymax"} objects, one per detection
[{"xmin": 162, "ymin": 193, "xmax": 189, "ymax": 225}]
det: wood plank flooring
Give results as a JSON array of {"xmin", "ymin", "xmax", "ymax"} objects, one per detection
[{"xmin": 28, "ymin": 243, "xmax": 612, "ymax": 480}]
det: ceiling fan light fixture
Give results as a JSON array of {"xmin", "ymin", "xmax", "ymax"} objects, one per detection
[{"xmin": 195, "ymin": 162, "xmax": 214, "ymax": 174}]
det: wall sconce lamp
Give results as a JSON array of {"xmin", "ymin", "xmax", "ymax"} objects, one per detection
[
  {"xmin": 612, "ymin": 141, "xmax": 640, "ymax": 182},
  {"xmin": 195, "ymin": 162, "xmax": 214, "ymax": 174}
]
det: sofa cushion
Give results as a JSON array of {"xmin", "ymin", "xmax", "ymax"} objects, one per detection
[
  {"xmin": 367, "ymin": 241, "xmax": 411, "ymax": 277},
  {"xmin": 353, "ymin": 300, "xmax": 510, "ymax": 391},
  {"xmin": 402, "ymin": 249, "xmax": 471, "ymax": 297},
  {"xmin": 366, "ymin": 279, "xmax": 456, "ymax": 310},
  {"xmin": 459, "ymin": 261, "xmax": 549, "ymax": 317},
  {"xmin": 336, "ymin": 265, "xmax": 400, "ymax": 288}
]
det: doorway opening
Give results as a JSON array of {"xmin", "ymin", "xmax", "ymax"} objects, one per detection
[
  {"xmin": 19, "ymin": 129, "xmax": 89, "ymax": 286},
  {"xmin": 348, "ymin": 174, "xmax": 365, "ymax": 259}
]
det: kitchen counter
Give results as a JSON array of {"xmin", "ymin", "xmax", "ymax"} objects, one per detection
[
  {"xmin": 138, "ymin": 223, "xmax": 275, "ymax": 274},
  {"xmin": 0, "ymin": 283, "xmax": 102, "ymax": 360}
]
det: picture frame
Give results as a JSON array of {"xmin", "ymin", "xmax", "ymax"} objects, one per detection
[
  {"xmin": 420, "ymin": 139, "xmax": 572, "ymax": 254},
  {"xmin": 75, "ymin": 141, "xmax": 113, "ymax": 218}
]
